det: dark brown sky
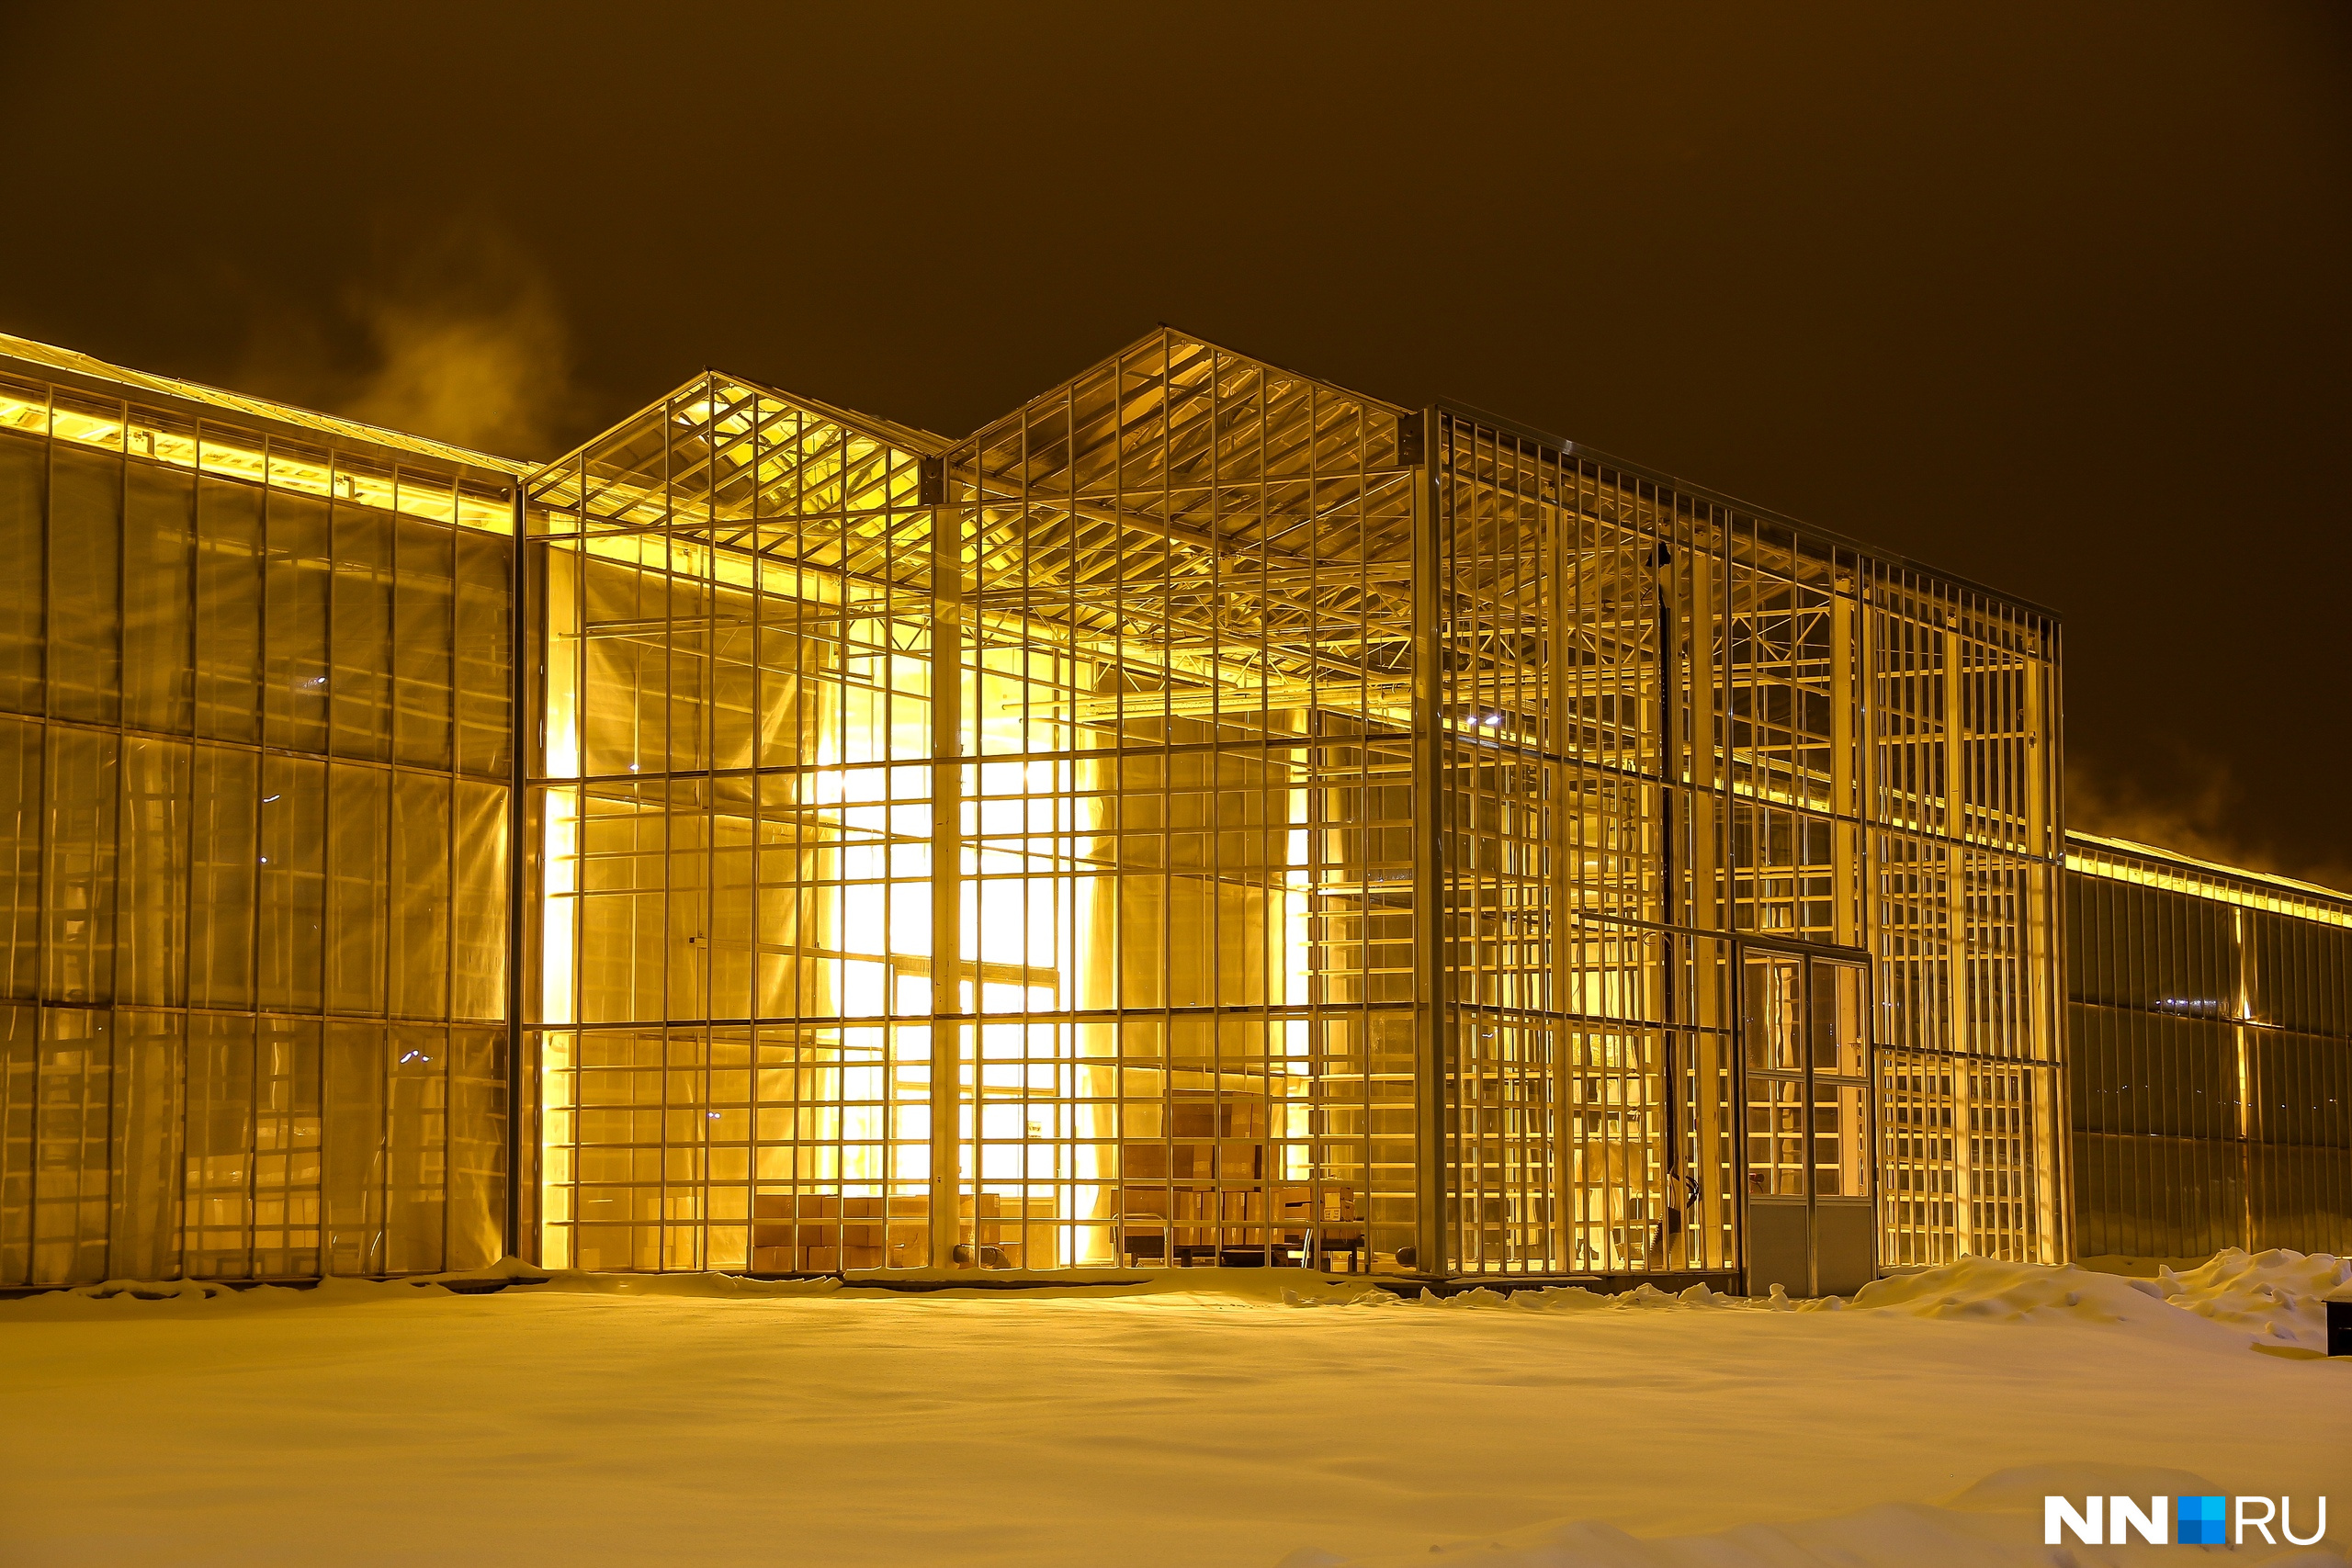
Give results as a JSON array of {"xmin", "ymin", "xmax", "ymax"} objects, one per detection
[{"xmin": 4, "ymin": 3, "xmax": 2346, "ymax": 886}]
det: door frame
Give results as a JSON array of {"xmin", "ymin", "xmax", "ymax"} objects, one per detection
[{"xmin": 1734, "ymin": 935, "xmax": 1877, "ymax": 1296}]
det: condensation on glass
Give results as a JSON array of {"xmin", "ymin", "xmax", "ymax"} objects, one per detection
[
  {"xmin": 2065, "ymin": 832, "xmax": 2350, "ymax": 1260},
  {"xmin": 0, "ymin": 355, "xmax": 518, "ymax": 1287}
]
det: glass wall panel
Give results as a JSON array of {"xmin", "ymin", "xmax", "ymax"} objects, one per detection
[
  {"xmin": 123, "ymin": 463, "xmax": 195, "ymax": 736},
  {"xmin": 33, "ymin": 1007, "xmax": 112, "ymax": 1284},
  {"xmin": 391, "ymin": 772, "xmax": 451, "ymax": 1019},
  {"xmin": 0, "ymin": 353, "xmax": 518, "ymax": 1285},
  {"xmin": 331, "ymin": 502, "xmax": 394, "ymax": 760},
  {"xmin": 0, "ymin": 717, "xmax": 40, "ymax": 999},
  {"xmin": 452, "ymin": 780, "xmax": 508, "ymax": 1021},
  {"xmin": 447, "ymin": 1026, "xmax": 508, "ymax": 1270},
  {"xmin": 253, "ymin": 1016, "xmax": 322, "ymax": 1277},
  {"xmin": 265, "ymin": 490, "xmax": 330, "ymax": 753},
  {"xmin": 386, "ymin": 1025, "xmax": 447, "ymax": 1273},
  {"xmin": 455, "ymin": 532, "xmax": 512, "ymax": 779},
  {"xmin": 194, "ymin": 476, "xmax": 264, "ymax": 742},
  {"xmin": 44, "ymin": 728, "xmax": 118, "ymax": 1006},
  {"xmin": 185, "ymin": 1012, "xmax": 257, "ymax": 1278},
  {"xmin": 0, "ymin": 1002, "xmax": 33, "ymax": 1280},
  {"xmin": 322, "ymin": 1021, "xmax": 386, "ymax": 1275},
  {"xmin": 2066, "ymin": 836, "xmax": 2350, "ymax": 1259},
  {"xmin": 394, "ymin": 519, "xmax": 455, "ymax": 769},
  {"xmin": 107, "ymin": 1007, "xmax": 182, "ymax": 1280},
  {"xmin": 0, "ymin": 432, "xmax": 43, "ymax": 716},
  {"xmin": 48, "ymin": 446, "xmax": 121, "ymax": 725},
  {"xmin": 188, "ymin": 744, "xmax": 257, "ymax": 1010},
  {"xmin": 116, "ymin": 738, "xmax": 188, "ymax": 1008},
  {"xmin": 326, "ymin": 763, "xmax": 389, "ymax": 1015},
  {"xmin": 257, "ymin": 755, "xmax": 325, "ymax": 1013}
]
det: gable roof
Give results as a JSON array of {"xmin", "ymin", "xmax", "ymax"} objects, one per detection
[{"xmin": 0, "ymin": 328, "xmax": 535, "ymax": 480}]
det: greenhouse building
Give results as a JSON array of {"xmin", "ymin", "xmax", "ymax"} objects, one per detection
[{"xmin": 0, "ymin": 326, "xmax": 2340, "ymax": 1295}]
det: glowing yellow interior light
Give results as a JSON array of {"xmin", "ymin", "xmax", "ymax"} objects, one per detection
[
  {"xmin": 0, "ymin": 389, "xmax": 514, "ymax": 534},
  {"xmin": 539, "ymin": 788, "xmax": 579, "ymax": 1025},
  {"xmin": 2066, "ymin": 834, "xmax": 2351, "ymax": 931},
  {"xmin": 0, "ymin": 391, "xmax": 45, "ymax": 435},
  {"xmin": 4, "ymin": 328, "xmax": 532, "ymax": 477}
]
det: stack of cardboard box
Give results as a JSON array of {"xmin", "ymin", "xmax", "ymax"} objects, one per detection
[
  {"xmin": 751, "ymin": 1193, "xmax": 930, "ymax": 1272},
  {"xmin": 749, "ymin": 1191, "xmax": 1065, "ymax": 1272},
  {"xmin": 971, "ymin": 1192, "xmax": 1059, "ymax": 1269}
]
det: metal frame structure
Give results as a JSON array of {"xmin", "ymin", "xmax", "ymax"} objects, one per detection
[
  {"xmin": 520, "ymin": 330, "xmax": 2068, "ymax": 1283},
  {"xmin": 0, "ymin": 324, "xmax": 2087, "ymax": 1290},
  {"xmin": 1421, "ymin": 400, "xmax": 2064, "ymax": 1278},
  {"xmin": 525, "ymin": 335, "xmax": 1430, "ymax": 1275}
]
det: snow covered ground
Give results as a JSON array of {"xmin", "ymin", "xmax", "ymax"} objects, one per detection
[{"xmin": 3, "ymin": 1250, "xmax": 2346, "ymax": 1567}]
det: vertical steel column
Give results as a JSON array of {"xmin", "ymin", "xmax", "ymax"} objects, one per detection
[
  {"xmin": 2037, "ymin": 628, "xmax": 2071, "ymax": 1263},
  {"xmin": 1941, "ymin": 610, "xmax": 1973, "ymax": 1256},
  {"xmin": 1830, "ymin": 593, "xmax": 1858, "ymax": 947},
  {"xmin": 1686, "ymin": 532, "xmax": 1728, "ymax": 1271},
  {"xmin": 1547, "ymin": 447, "xmax": 1574, "ymax": 1275},
  {"xmin": 2233, "ymin": 904, "xmax": 2255, "ymax": 1248},
  {"xmin": 25, "ymin": 395, "xmax": 53, "ymax": 1291},
  {"xmin": 1856, "ymin": 569, "xmax": 1887, "ymax": 1274},
  {"xmin": 276, "ymin": 434, "xmax": 302, "ymax": 1280},
  {"xmin": 504, "ymin": 487, "xmax": 528, "ymax": 1263},
  {"xmin": 1831, "ymin": 584, "xmax": 1869, "ymax": 1277},
  {"xmin": 1655, "ymin": 539, "xmax": 1682, "ymax": 1269},
  {"xmin": 1409, "ymin": 412, "xmax": 1446, "ymax": 1277},
  {"xmin": 929, "ymin": 487, "xmax": 965, "ymax": 1267}
]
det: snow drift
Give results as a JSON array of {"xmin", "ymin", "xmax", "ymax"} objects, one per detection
[{"xmin": 3, "ymin": 1250, "xmax": 2345, "ymax": 1567}]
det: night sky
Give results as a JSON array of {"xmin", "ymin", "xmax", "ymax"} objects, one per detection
[{"xmin": 3, "ymin": 4, "xmax": 2345, "ymax": 886}]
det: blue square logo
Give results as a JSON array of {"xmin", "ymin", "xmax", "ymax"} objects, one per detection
[{"xmin": 2178, "ymin": 1495, "xmax": 2227, "ymax": 1545}]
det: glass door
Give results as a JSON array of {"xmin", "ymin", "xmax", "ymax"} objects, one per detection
[{"xmin": 1740, "ymin": 945, "xmax": 1873, "ymax": 1296}]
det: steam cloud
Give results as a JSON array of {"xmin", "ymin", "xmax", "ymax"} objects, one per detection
[
  {"xmin": 343, "ymin": 240, "xmax": 573, "ymax": 460},
  {"xmin": 234, "ymin": 220, "xmax": 578, "ymax": 462},
  {"xmin": 2068, "ymin": 750, "xmax": 2351, "ymax": 896}
]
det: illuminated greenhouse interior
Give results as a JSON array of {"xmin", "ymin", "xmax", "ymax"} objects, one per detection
[
  {"xmin": 22, "ymin": 321, "xmax": 2334, "ymax": 1293},
  {"xmin": 518, "ymin": 327, "xmax": 2065, "ymax": 1287}
]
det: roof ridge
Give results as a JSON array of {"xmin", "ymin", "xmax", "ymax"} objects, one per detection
[
  {"xmin": 0, "ymin": 328, "xmax": 536, "ymax": 477},
  {"xmin": 521, "ymin": 369, "xmax": 954, "ymax": 496},
  {"xmin": 2066, "ymin": 829, "xmax": 2352, "ymax": 908}
]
